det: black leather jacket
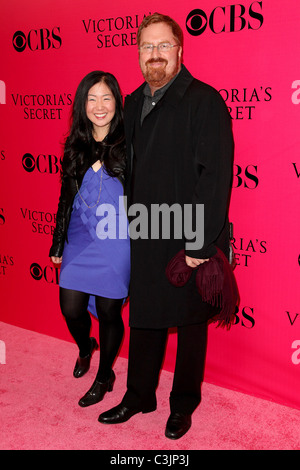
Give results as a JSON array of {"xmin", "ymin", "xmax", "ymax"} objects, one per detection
[{"xmin": 49, "ymin": 176, "xmax": 78, "ymax": 258}]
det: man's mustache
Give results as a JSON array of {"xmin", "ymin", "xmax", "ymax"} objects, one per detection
[{"xmin": 146, "ymin": 58, "xmax": 168, "ymax": 66}]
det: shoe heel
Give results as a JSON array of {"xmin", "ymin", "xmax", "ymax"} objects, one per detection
[
  {"xmin": 107, "ymin": 371, "xmax": 115, "ymax": 392},
  {"xmin": 92, "ymin": 338, "xmax": 99, "ymax": 351},
  {"xmin": 142, "ymin": 406, "xmax": 156, "ymax": 414}
]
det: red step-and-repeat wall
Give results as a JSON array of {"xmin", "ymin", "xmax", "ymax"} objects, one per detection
[{"xmin": 1, "ymin": 0, "xmax": 299, "ymax": 410}]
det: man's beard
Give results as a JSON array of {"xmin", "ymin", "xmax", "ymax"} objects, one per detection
[{"xmin": 143, "ymin": 58, "xmax": 177, "ymax": 89}]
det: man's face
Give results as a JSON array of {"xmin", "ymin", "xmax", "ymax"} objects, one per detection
[{"xmin": 139, "ymin": 22, "xmax": 182, "ymax": 92}]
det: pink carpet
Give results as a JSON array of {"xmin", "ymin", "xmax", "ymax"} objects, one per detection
[{"xmin": 0, "ymin": 321, "xmax": 299, "ymax": 451}]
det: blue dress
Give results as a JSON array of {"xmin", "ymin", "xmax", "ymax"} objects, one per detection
[{"xmin": 59, "ymin": 166, "xmax": 130, "ymax": 317}]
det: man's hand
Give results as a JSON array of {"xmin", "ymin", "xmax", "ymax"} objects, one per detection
[{"xmin": 185, "ymin": 255, "xmax": 209, "ymax": 268}]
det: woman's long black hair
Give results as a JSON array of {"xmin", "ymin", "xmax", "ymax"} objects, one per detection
[{"xmin": 61, "ymin": 71, "xmax": 126, "ymax": 185}]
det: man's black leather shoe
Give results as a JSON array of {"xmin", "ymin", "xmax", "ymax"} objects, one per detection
[
  {"xmin": 78, "ymin": 371, "xmax": 115, "ymax": 407},
  {"xmin": 98, "ymin": 403, "xmax": 155, "ymax": 424},
  {"xmin": 165, "ymin": 413, "xmax": 192, "ymax": 440}
]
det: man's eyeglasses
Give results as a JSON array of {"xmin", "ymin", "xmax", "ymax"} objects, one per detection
[{"xmin": 139, "ymin": 43, "xmax": 180, "ymax": 53}]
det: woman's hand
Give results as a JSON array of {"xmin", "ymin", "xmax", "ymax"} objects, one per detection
[
  {"xmin": 51, "ymin": 256, "xmax": 62, "ymax": 264},
  {"xmin": 185, "ymin": 255, "xmax": 209, "ymax": 268}
]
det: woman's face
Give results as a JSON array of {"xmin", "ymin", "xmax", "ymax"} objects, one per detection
[{"xmin": 85, "ymin": 81, "xmax": 116, "ymax": 140}]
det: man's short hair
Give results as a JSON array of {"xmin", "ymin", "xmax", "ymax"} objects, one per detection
[{"xmin": 137, "ymin": 12, "xmax": 184, "ymax": 48}]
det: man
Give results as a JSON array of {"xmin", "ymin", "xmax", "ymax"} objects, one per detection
[{"xmin": 99, "ymin": 13, "xmax": 234, "ymax": 440}]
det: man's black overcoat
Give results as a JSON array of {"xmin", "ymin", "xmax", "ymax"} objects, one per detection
[{"xmin": 124, "ymin": 65, "xmax": 234, "ymax": 329}]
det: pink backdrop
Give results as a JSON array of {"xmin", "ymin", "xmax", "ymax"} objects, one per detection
[{"xmin": 1, "ymin": 0, "xmax": 299, "ymax": 410}]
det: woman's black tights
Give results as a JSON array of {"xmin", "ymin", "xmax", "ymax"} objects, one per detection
[{"xmin": 59, "ymin": 287, "xmax": 124, "ymax": 382}]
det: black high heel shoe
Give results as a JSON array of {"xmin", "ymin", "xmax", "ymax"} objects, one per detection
[
  {"xmin": 73, "ymin": 337, "xmax": 98, "ymax": 379},
  {"xmin": 78, "ymin": 370, "xmax": 115, "ymax": 407}
]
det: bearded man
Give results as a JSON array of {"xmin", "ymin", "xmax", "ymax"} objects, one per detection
[{"xmin": 99, "ymin": 12, "xmax": 234, "ymax": 440}]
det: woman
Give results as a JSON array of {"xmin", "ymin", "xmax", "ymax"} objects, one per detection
[{"xmin": 49, "ymin": 71, "xmax": 130, "ymax": 407}]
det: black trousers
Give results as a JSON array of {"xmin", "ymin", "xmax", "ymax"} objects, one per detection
[{"xmin": 121, "ymin": 322, "xmax": 208, "ymax": 415}]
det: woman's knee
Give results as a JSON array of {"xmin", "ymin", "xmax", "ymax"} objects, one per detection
[
  {"xmin": 59, "ymin": 288, "xmax": 89, "ymax": 320},
  {"xmin": 95, "ymin": 297, "xmax": 123, "ymax": 323}
]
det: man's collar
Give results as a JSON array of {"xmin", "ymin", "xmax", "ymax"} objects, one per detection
[{"xmin": 154, "ymin": 64, "xmax": 194, "ymax": 109}]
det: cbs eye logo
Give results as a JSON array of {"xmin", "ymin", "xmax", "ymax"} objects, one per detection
[
  {"xmin": 0, "ymin": 208, "xmax": 5, "ymax": 226},
  {"xmin": 22, "ymin": 153, "xmax": 36, "ymax": 173},
  {"xmin": 12, "ymin": 27, "xmax": 62, "ymax": 52},
  {"xmin": 186, "ymin": 10, "xmax": 208, "ymax": 36},
  {"xmin": 30, "ymin": 263, "xmax": 44, "ymax": 281},
  {"xmin": 12, "ymin": 31, "xmax": 27, "ymax": 52}
]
